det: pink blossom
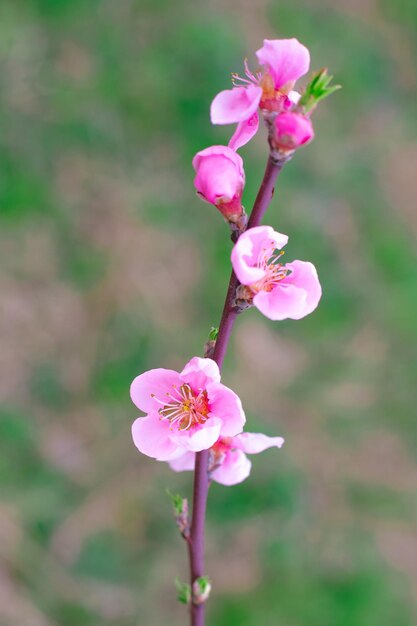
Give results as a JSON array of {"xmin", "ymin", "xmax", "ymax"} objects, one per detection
[
  {"xmin": 131, "ymin": 357, "xmax": 246, "ymax": 461},
  {"xmin": 210, "ymin": 38, "xmax": 310, "ymax": 148},
  {"xmin": 271, "ymin": 111, "xmax": 314, "ymax": 152},
  {"xmin": 231, "ymin": 225, "xmax": 321, "ymax": 321},
  {"xmin": 192, "ymin": 146, "xmax": 245, "ymax": 220},
  {"xmin": 169, "ymin": 432, "xmax": 284, "ymax": 486}
]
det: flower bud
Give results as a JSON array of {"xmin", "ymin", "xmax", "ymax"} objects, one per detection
[
  {"xmin": 192, "ymin": 146, "xmax": 245, "ymax": 222},
  {"xmin": 192, "ymin": 576, "xmax": 212, "ymax": 605},
  {"xmin": 270, "ymin": 111, "xmax": 314, "ymax": 153}
]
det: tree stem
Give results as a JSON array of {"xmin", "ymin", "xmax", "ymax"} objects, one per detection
[{"xmin": 188, "ymin": 154, "xmax": 283, "ymax": 626}]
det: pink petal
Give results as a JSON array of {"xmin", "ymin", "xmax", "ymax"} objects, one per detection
[
  {"xmin": 193, "ymin": 149, "xmax": 244, "ymax": 205},
  {"xmin": 280, "ymin": 260, "xmax": 322, "ymax": 318},
  {"xmin": 170, "ymin": 417, "xmax": 222, "ymax": 452},
  {"xmin": 131, "ymin": 414, "xmax": 181, "ymax": 461},
  {"xmin": 207, "ymin": 383, "xmax": 246, "ymax": 437},
  {"xmin": 231, "ymin": 226, "xmax": 288, "ymax": 286},
  {"xmin": 130, "ymin": 368, "xmax": 182, "ymax": 413},
  {"xmin": 256, "ymin": 38, "xmax": 310, "ymax": 89},
  {"xmin": 210, "ymin": 85, "xmax": 262, "ymax": 124},
  {"xmin": 228, "ymin": 112, "xmax": 259, "ymax": 150},
  {"xmin": 169, "ymin": 450, "xmax": 195, "ymax": 472},
  {"xmin": 273, "ymin": 112, "xmax": 314, "ymax": 151},
  {"xmin": 180, "ymin": 357, "xmax": 221, "ymax": 392},
  {"xmin": 211, "ymin": 449, "xmax": 252, "ymax": 486},
  {"xmin": 253, "ymin": 284, "xmax": 306, "ymax": 320},
  {"xmin": 234, "ymin": 432, "xmax": 284, "ymax": 454},
  {"xmin": 193, "ymin": 145, "xmax": 244, "ymax": 179},
  {"xmin": 253, "ymin": 260, "xmax": 321, "ymax": 321}
]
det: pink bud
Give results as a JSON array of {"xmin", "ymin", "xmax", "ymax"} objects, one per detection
[
  {"xmin": 192, "ymin": 146, "xmax": 245, "ymax": 221},
  {"xmin": 271, "ymin": 112, "xmax": 314, "ymax": 152}
]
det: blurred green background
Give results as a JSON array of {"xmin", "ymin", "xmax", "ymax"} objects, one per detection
[{"xmin": 1, "ymin": 0, "xmax": 417, "ymax": 624}]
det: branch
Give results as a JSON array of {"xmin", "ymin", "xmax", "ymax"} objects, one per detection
[{"xmin": 187, "ymin": 154, "xmax": 284, "ymax": 626}]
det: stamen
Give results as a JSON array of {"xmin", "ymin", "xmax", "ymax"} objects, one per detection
[
  {"xmin": 158, "ymin": 383, "xmax": 210, "ymax": 431},
  {"xmin": 250, "ymin": 247, "xmax": 289, "ymax": 294},
  {"xmin": 231, "ymin": 59, "xmax": 262, "ymax": 88},
  {"xmin": 151, "ymin": 394, "xmax": 174, "ymax": 407},
  {"xmin": 244, "ymin": 58, "xmax": 262, "ymax": 83}
]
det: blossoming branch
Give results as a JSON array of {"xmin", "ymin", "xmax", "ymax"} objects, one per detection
[{"xmin": 130, "ymin": 37, "xmax": 339, "ymax": 626}]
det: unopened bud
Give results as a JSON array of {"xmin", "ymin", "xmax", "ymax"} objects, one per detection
[
  {"xmin": 167, "ymin": 490, "xmax": 190, "ymax": 538},
  {"xmin": 204, "ymin": 327, "xmax": 218, "ymax": 358},
  {"xmin": 193, "ymin": 146, "xmax": 245, "ymax": 223},
  {"xmin": 270, "ymin": 111, "xmax": 314, "ymax": 154},
  {"xmin": 192, "ymin": 576, "xmax": 212, "ymax": 605}
]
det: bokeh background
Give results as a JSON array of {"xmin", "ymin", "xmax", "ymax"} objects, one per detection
[{"xmin": 1, "ymin": 0, "xmax": 417, "ymax": 624}]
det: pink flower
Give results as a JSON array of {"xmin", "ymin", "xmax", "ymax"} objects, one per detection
[
  {"xmin": 169, "ymin": 432, "xmax": 284, "ymax": 486},
  {"xmin": 192, "ymin": 146, "xmax": 245, "ymax": 220},
  {"xmin": 131, "ymin": 357, "xmax": 246, "ymax": 461},
  {"xmin": 210, "ymin": 38, "xmax": 310, "ymax": 149},
  {"xmin": 271, "ymin": 111, "xmax": 314, "ymax": 152},
  {"xmin": 231, "ymin": 225, "xmax": 321, "ymax": 321}
]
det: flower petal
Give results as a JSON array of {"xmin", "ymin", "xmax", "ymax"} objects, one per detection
[
  {"xmin": 211, "ymin": 449, "xmax": 252, "ymax": 486},
  {"xmin": 210, "ymin": 85, "xmax": 262, "ymax": 124},
  {"xmin": 253, "ymin": 259, "xmax": 321, "ymax": 321},
  {"xmin": 228, "ymin": 112, "xmax": 259, "ymax": 150},
  {"xmin": 193, "ymin": 145, "xmax": 244, "ymax": 179},
  {"xmin": 130, "ymin": 368, "xmax": 182, "ymax": 413},
  {"xmin": 253, "ymin": 284, "xmax": 306, "ymax": 320},
  {"xmin": 170, "ymin": 417, "xmax": 222, "ymax": 452},
  {"xmin": 131, "ymin": 414, "xmax": 181, "ymax": 461},
  {"xmin": 180, "ymin": 357, "xmax": 221, "ymax": 392},
  {"xmin": 169, "ymin": 450, "xmax": 196, "ymax": 472},
  {"xmin": 273, "ymin": 112, "xmax": 314, "ymax": 151},
  {"xmin": 193, "ymin": 149, "xmax": 244, "ymax": 205},
  {"xmin": 287, "ymin": 90, "xmax": 301, "ymax": 106},
  {"xmin": 280, "ymin": 260, "xmax": 322, "ymax": 319},
  {"xmin": 256, "ymin": 38, "xmax": 310, "ymax": 88},
  {"xmin": 234, "ymin": 432, "xmax": 284, "ymax": 454},
  {"xmin": 231, "ymin": 226, "xmax": 288, "ymax": 286},
  {"xmin": 207, "ymin": 383, "xmax": 246, "ymax": 437}
]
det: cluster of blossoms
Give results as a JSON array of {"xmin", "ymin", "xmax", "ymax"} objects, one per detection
[
  {"xmin": 210, "ymin": 37, "xmax": 313, "ymax": 153},
  {"xmin": 131, "ymin": 38, "xmax": 336, "ymax": 485},
  {"xmin": 131, "ymin": 357, "xmax": 283, "ymax": 485}
]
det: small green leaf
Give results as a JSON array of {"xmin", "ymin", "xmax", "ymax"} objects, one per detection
[
  {"xmin": 208, "ymin": 326, "xmax": 219, "ymax": 342},
  {"xmin": 299, "ymin": 68, "xmax": 341, "ymax": 113},
  {"xmin": 195, "ymin": 576, "xmax": 210, "ymax": 593},
  {"xmin": 166, "ymin": 489, "xmax": 185, "ymax": 516},
  {"xmin": 175, "ymin": 578, "xmax": 191, "ymax": 604}
]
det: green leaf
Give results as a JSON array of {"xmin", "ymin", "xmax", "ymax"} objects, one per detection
[
  {"xmin": 208, "ymin": 326, "xmax": 219, "ymax": 341},
  {"xmin": 175, "ymin": 578, "xmax": 191, "ymax": 605},
  {"xmin": 166, "ymin": 489, "xmax": 186, "ymax": 516},
  {"xmin": 299, "ymin": 68, "xmax": 341, "ymax": 113}
]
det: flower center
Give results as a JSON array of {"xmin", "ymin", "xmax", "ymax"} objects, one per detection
[
  {"xmin": 156, "ymin": 383, "xmax": 210, "ymax": 431},
  {"xmin": 250, "ymin": 246, "xmax": 288, "ymax": 294},
  {"xmin": 231, "ymin": 62, "xmax": 291, "ymax": 113},
  {"xmin": 259, "ymin": 72, "xmax": 292, "ymax": 112}
]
